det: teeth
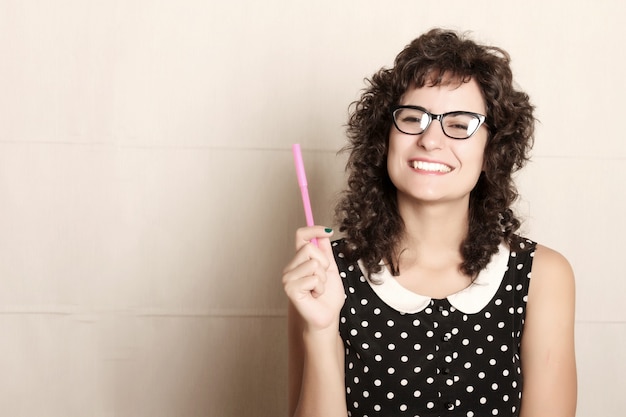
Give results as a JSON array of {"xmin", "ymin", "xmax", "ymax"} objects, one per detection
[{"xmin": 411, "ymin": 160, "xmax": 452, "ymax": 173}]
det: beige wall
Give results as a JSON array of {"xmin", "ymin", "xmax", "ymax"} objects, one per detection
[{"xmin": 0, "ymin": 1, "xmax": 624, "ymax": 416}]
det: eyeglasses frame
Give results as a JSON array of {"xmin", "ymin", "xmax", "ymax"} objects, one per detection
[{"xmin": 391, "ymin": 105, "xmax": 487, "ymax": 140}]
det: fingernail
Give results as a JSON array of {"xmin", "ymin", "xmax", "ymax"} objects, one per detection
[{"xmin": 324, "ymin": 228, "xmax": 333, "ymax": 233}]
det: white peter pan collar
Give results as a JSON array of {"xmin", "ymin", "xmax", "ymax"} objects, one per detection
[{"xmin": 357, "ymin": 243, "xmax": 510, "ymax": 315}]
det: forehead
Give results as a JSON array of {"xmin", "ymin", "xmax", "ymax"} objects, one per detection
[{"xmin": 401, "ymin": 77, "xmax": 486, "ymax": 114}]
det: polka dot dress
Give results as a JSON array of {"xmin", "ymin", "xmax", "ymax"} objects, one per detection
[{"xmin": 334, "ymin": 238, "xmax": 535, "ymax": 417}]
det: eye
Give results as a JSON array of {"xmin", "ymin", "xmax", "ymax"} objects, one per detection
[
  {"xmin": 444, "ymin": 113, "xmax": 480, "ymax": 136},
  {"xmin": 401, "ymin": 114, "xmax": 422, "ymax": 124}
]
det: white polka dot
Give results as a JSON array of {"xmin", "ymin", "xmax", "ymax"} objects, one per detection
[
  {"xmin": 462, "ymin": 339, "xmax": 470, "ymax": 346},
  {"xmin": 476, "ymin": 347, "xmax": 484, "ymax": 354},
  {"xmin": 374, "ymin": 331, "xmax": 382, "ymax": 338},
  {"xmin": 387, "ymin": 367, "xmax": 395, "ymax": 374},
  {"xmin": 480, "ymin": 397, "xmax": 487, "ymax": 404},
  {"xmin": 464, "ymin": 362, "xmax": 472, "ymax": 369},
  {"xmin": 413, "ymin": 319, "xmax": 420, "ymax": 326},
  {"xmin": 478, "ymin": 372, "xmax": 486, "ymax": 379},
  {"xmin": 360, "ymin": 299, "xmax": 368, "ymax": 305},
  {"xmin": 400, "ymin": 404, "xmax": 407, "ymax": 411},
  {"xmin": 413, "ymin": 366, "xmax": 421, "ymax": 373},
  {"xmin": 487, "ymin": 335, "xmax": 494, "ymax": 342},
  {"xmin": 489, "ymin": 359, "xmax": 497, "ymax": 365},
  {"xmin": 492, "ymin": 383, "xmax": 498, "ymax": 390},
  {"xmin": 374, "ymin": 404, "xmax": 381, "ymax": 411},
  {"xmin": 373, "ymin": 308, "xmax": 381, "ymax": 315},
  {"xmin": 361, "ymin": 343, "xmax": 369, "ymax": 349},
  {"xmin": 363, "ymin": 391, "xmax": 369, "ymax": 398},
  {"xmin": 414, "ymin": 343, "xmax": 421, "ymax": 350},
  {"xmin": 426, "ymin": 377, "xmax": 434, "ymax": 384},
  {"xmin": 374, "ymin": 379, "xmax": 381, "ymax": 386},
  {"xmin": 427, "ymin": 401, "xmax": 434, "ymax": 409},
  {"xmin": 400, "ymin": 379, "xmax": 408, "ymax": 386},
  {"xmin": 387, "ymin": 392, "xmax": 394, "ymax": 399},
  {"xmin": 361, "ymin": 321, "xmax": 368, "ymax": 327},
  {"xmin": 474, "ymin": 324, "xmax": 481, "ymax": 331},
  {"xmin": 426, "ymin": 331, "xmax": 434, "ymax": 337},
  {"xmin": 413, "ymin": 390, "xmax": 421, "ymax": 397},
  {"xmin": 350, "ymin": 329, "xmax": 358, "ymax": 336},
  {"xmin": 400, "ymin": 332, "xmax": 408, "ymax": 339},
  {"xmin": 467, "ymin": 385, "xmax": 474, "ymax": 393},
  {"xmin": 374, "ymin": 355, "xmax": 382, "ymax": 361},
  {"xmin": 387, "ymin": 320, "xmax": 394, "ymax": 327},
  {"xmin": 401, "ymin": 355, "xmax": 408, "ymax": 362},
  {"xmin": 501, "ymin": 345, "xmax": 508, "ymax": 352},
  {"xmin": 388, "ymin": 343, "xmax": 396, "ymax": 350}
]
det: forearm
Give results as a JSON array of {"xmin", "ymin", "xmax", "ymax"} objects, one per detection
[{"xmin": 293, "ymin": 329, "xmax": 347, "ymax": 417}]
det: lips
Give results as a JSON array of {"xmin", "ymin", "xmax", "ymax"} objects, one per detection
[{"xmin": 409, "ymin": 160, "xmax": 453, "ymax": 173}]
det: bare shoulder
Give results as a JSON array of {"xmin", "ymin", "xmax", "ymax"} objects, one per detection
[{"xmin": 530, "ymin": 244, "xmax": 575, "ymax": 295}]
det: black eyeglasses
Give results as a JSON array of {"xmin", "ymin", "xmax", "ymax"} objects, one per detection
[{"xmin": 391, "ymin": 105, "xmax": 486, "ymax": 139}]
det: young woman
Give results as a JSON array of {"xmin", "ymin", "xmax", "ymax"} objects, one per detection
[{"xmin": 282, "ymin": 28, "xmax": 576, "ymax": 417}]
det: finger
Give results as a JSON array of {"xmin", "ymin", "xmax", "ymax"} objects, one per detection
[
  {"xmin": 283, "ymin": 269, "xmax": 326, "ymax": 300},
  {"xmin": 282, "ymin": 257, "xmax": 325, "ymax": 285},
  {"xmin": 315, "ymin": 235, "xmax": 338, "ymax": 272},
  {"xmin": 283, "ymin": 239, "xmax": 330, "ymax": 275},
  {"xmin": 294, "ymin": 226, "xmax": 334, "ymax": 251}
]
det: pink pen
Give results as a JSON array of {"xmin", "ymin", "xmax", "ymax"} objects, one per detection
[{"xmin": 292, "ymin": 144, "xmax": 318, "ymax": 247}]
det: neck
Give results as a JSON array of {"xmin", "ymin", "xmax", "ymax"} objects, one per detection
[{"xmin": 395, "ymin": 194, "xmax": 470, "ymax": 269}]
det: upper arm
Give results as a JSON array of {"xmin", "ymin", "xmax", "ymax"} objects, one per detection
[{"xmin": 519, "ymin": 244, "xmax": 577, "ymax": 417}]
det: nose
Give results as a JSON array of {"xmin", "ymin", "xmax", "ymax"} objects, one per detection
[{"xmin": 416, "ymin": 119, "xmax": 445, "ymax": 151}]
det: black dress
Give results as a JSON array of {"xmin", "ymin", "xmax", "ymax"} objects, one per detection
[{"xmin": 334, "ymin": 238, "xmax": 536, "ymax": 417}]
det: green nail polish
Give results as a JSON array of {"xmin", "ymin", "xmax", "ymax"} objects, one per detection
[{"xmin": 325, "ymin": 228, "xmax": 333, "ymax": 233}]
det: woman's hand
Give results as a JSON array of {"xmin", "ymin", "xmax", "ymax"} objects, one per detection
[{"xmin": 282, "ymin": 226, "xmax": 345, "ymax": 332}]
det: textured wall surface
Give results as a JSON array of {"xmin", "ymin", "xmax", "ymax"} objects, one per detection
[{"xmin": 0, "ymin": 1, "xmax": 624, "ymax": 416}]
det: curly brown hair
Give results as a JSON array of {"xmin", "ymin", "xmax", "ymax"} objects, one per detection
[{"xmin": 335, "ymin": 28, "xmax": 535, "ymax": 278}]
